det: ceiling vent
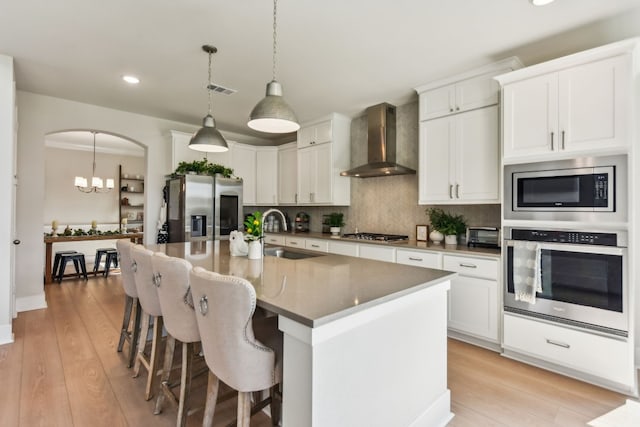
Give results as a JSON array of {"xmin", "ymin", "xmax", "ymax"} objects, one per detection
[{"xmin": 207, "ymin": 83, "xmax": 237, "ymax": 95}]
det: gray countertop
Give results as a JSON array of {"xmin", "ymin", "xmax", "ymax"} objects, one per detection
[
  {"xmin": 147, "ymin": 240, "xmax": 455, "ymax": 328},
  {"xmin": 268, "ymin": 231, "xmax": 502, "ymax": 259}
]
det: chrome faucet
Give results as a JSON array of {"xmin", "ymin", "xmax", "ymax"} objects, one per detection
[{"xmin": 262, "ymin": 208, "xmax": 289, "ymax": 235}]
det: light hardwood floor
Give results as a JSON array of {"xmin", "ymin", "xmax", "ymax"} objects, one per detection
[{"xmin": 0, "ymin": 274, "xmax": 631, "ymax": 426}]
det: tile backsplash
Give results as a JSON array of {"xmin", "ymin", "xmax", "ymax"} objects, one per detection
[{"xmin": 247, "ymin": 100, "xmax": 501, "ymax": 239}]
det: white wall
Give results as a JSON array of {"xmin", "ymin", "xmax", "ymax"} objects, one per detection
[
  {"xmin": 0, "ymin": 55, "xmax": 15, "ymax": 343},
  {"xmin": 44, "ymin": 146, "xmax": 144, "ymax": 225},
  {"xmin": 15, "ymin": 91, "xmax": 199, "ymax": 312}
]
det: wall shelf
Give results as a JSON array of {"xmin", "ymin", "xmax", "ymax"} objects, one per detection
[{"xmin": 119, "ymin": 165, "xmax": 145, "ymax": 231}]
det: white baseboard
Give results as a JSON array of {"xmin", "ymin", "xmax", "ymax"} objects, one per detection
[
  {"xmin": 16, "ymin": 292, "xmax": 47, "ymax": 312},
  {"xmin": 0, "ymin": 323, "xmax": 14, "ymax": 345},
  {"xmin": 409, "ymin": 389, "xmax": 453, "ymax": 427}
]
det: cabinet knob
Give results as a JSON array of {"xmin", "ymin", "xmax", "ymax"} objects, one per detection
[
  {"xmin": 455, "ymin": 184, "xmax": 460, "ymax": 198},
  {"xmin": 561, "ymin": 130, "xmax": 565, "ymax": 150},
  {"xmin": 449, "ymin": 108, "xmax": 454, "ymax": 112},
  {"xmin": 13, "ymin": 239, "xmax": 20, "ymax": 245},
  {"xmin": 449, "ymin": 185, "xmax": 453, "ymax": 199},
  {"xmin": 550, "ymin": 132, "xmax": 555, "ymax": 150},
  {"xmin": 456, "ymin": 106, "xmax": 460, "ymax": 111}
]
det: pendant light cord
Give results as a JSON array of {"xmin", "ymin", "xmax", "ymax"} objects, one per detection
[
  {"xmin": 92, "ymin": 131, "xmax": 97, "ymax": 177},
  {"xmin": 272, "ymin": 0, "xmax": 278, "ymax": 81},
  {"xmin": 207, "ymin": 50, "xmax": 213, "ymax": 115}
]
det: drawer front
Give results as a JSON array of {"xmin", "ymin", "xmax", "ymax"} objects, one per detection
[
  {"xmin": 285, "ymin": 236, "xmax": 305, "ymax": 248},
  {"xmin": 264, "ymin": 234, "xmax": 285, "ymax": 245},
  {"xmin": 443, "ymin": 255, "xmax": 497, "ymax": 280},
  {"xmin": 503, "ymin": 314, "xmax": 631, "ymax": 385},
  {"xmin": 328, "ymin": 241, "xmax": 358, "ymax": 257},
  {"xmin": 305, "ymin": 238, "xmax": 329, "ymax": 253},
  {"xmin": 358, "ymin": 244, "xmax": 395, "ymax": 263},
  {"xmin": 396, "ymin": 249, "xmax": 441, "ymax": 269}
]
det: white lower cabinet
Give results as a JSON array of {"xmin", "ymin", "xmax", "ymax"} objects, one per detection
[
  {"xmin": 328, "ymin": 240, "xmax": 359, "ymax": 257},
  {"xmin": 264, "ymin": 234, "xmax": 285, "ymax": 246},
  {"xmin": 443, "ymin": 255, "xmax": 499, "ymax": 343},
  {"xmin": 304, "ymin": 238, "xmax": 328, "ymax": 253},
  {"xmin": 285, "ymin": 236, "xmax": 305, "ymax": 249},
  {"xmin": 358, "ymin": 244, "xmax": 396, "ymax": 263},
  {"xmin": 396, "ymin": 249, "xmax": 441, "ymax": 269},
  {"xmin": 503, "ymin": 314, "xmax": 632, "ymax": 388}
]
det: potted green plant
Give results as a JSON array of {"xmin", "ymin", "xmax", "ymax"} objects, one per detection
[
  {"xmin": 328, "ymin": 212, "xmax": 345, "ymax": 237},
  {"xmin": 426, "ymin": 208, "xmax": 467, "ymax": 245}
]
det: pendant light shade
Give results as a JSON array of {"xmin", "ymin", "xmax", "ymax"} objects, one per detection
[
  {"xmin": 75, "ymin": 131, "xmax": 115, "ymax": 193},
  {"xmin": 189, "ymin": 45, "xmax": 229, "ymax": 152},
  {"xmin": 248, "ymin": 0, "xmax": 299, "ymax": 133}
]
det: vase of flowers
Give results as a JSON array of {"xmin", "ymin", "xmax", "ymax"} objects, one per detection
[{"xmin": 244, "ymin": 211, "xmax": 264, "ymax": 259}]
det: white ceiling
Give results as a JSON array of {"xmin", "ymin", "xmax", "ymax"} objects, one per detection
[{"xmin": 2, "ymin": 0, "xmax": 640, "ymax": 146}]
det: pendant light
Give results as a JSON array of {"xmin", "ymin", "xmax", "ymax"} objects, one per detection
[
  {"xmin": 248, "ymin": 0, "xmax": 299, "ymax": 133},
  {"xmin": 189, "ymin": 45, "xmax": 229, "ymax": 153},
  {"xmin": 75, "ymin": 131, "xmax": 115, "ymax": 193}
]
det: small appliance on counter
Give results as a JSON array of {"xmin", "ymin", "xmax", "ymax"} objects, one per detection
[
  {"xmin": 295, "ymin": 212, "xmax": 310, "ymax": 232},
  {"xmin": 466, "ymin": 227, "xmax": 500, "ymax": 248}
]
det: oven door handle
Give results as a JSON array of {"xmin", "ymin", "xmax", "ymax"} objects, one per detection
[{"xmin": 504, "ymin": 239, "xmax": 626, "ymax": 256}]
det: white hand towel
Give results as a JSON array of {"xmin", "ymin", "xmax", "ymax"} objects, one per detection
[{"xmin": 512, "ymin": 241, "xmax": 542, "ymax": 304}]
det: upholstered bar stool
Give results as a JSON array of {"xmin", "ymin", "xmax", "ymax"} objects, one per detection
[
  {"xmin": 115, "ymin": 240, "xmax": 141, "ymax": 368},
  {"xmin": 151, "ymin": 253, "xmax": 203, "ymax": 426},
  {"xmin": 190, "ymin": 267, "xmax": 283, "ymax": 427},
  {"xmin": 56, "ymin": 253, "xmax": 88, "ymax": 282},
  {"xmin": 131, "ymin": 244, "xmax": 164, "ymax": 400}
]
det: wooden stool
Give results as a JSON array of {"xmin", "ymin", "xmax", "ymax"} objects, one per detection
[{"xmin": 56, "ymin": 253, "xmax": 88, "ymax": 282}]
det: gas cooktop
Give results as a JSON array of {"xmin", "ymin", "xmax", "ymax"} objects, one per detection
[{"xmin": 341, "ymin": 232, "xmax": 409, "ymax": 242}]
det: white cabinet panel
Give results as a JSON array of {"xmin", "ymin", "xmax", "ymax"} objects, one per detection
[
  {"xmin": 170, "ymin": 130, "xmax": 231, "ymax": 173},
  {"xmin": 358, "ymin": 244, "xmax": 395, "ymax": 263},
  {"xmin": 230, "ymin": 143, "xmax": 256, "ymax": 205},
  {"xmin": 305, "ymin": 238, "xmax": 328, "ymax": 253},
  {"xmin": 264, "ymin": 234, "xmax": 285, "ymax": 245},
  {"xmin": 503, "ymin": 314, "xmax": 632, "ymax": 387},
  {"xmin": 328, "ymin": 241, "xmax": 359, "ymax": 257},
  {"xmin": 443, "ymin": 254, "xmax": 497, "ymax": 280},
  {"xmin": 297, "ymin": 119, "xmax": 332, "ymax": 148},
  {"xmin": 502, "ymin": 54, "xmax": 630, "ymax": 161},
  {"xmin": 256, "ymin": 147, "xmax": 278, "ymax": 205},
  {"xmin": 285, "ymin": 236, "xmax": 305, "ymax": 248},
  {"xmin": 278, "ymin": 142, "xmax": 297, "ymax": 204},
  {"xmin": 419, "ymin": 106, "xmax": 499, "ymax": 204},
  {"xmin": 396, "ymin": 249, "xmax": 441, "ymax": 269}
]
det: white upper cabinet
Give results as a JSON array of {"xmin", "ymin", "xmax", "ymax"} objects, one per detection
[
  {"xmin": 418, "ymin": 70, "xmax": 501, "ymax": 120},
  {"xmin": 497, "ymin": 45, "xmax": 633, "ymax": 163},
  {"xmin": 278, "ymin": 142, "xmax": 297, "ymax": 204},
  {"xmin": 230, "ymin": 142, "xmax": 257, "ymax": 205},
  {"xmin": 169, "ymin": 130, "xmax": 231, "ymax": 173},
  {"xmin": 296, "ymin": 113, "xmax": 351, "ymax": 206},
  {"xmin": 255, "ymin": 147, "xmax": 278, "ymax": 205},
  {"xmin": 420, "ymin": 106, "xmax": 499, "ymax": 204},
  {"xmin": 297, "ymin": 119, "xmax": 333, "ymax": 148}
]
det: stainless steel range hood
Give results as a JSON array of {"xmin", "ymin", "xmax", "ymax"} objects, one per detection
[{"xmin": 341, "ymin": 102, "xmax": 416, "ymax": 178}]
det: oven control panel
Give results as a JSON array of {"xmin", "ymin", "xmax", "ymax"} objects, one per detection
[{"xmin": 511, "ymin": 229, "xmax": 618, "ymax": 246}]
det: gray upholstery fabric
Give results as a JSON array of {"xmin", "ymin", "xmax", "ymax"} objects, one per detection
[
  {"xmin": 152, "ymin": 253, "xmax": 200, "ymax": 344},
  {"xmin": 190, "ymin": 267, "xmax": 283, "ymax": 393},
  {"xmin": 131, "ymin": 245, "xmax": 162, "ymax": 317},
  {"xmin": 116, "ymin": 240, "xmax": 138, "ymax": 298}
]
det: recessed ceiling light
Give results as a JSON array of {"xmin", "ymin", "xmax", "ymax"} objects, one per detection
[
  {"xmin": 530, "ymin": 0, "xmax": 555, "ymax": 5},
  {"xmin": 122, "ymin": 75, "xmax": 140, "ymax": 84}
]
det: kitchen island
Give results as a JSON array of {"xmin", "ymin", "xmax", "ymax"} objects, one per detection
[{"xmin": 147, "ymin": 240, "xmax": 455, "ymax": 427}]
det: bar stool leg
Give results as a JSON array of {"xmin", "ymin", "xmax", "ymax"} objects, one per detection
[
  {"xmin": 202, "ymin": 370, "xmax": 220, "ymax": 427},
  {"xmin": 133, "ymin": 313, "xmax": 150, "ymax": 378},
  {"xmin": 118, "ymin": 295, "xmax": 134, "ymax": 352},
  {"xmin": 154, "ymin": 335, "xmax": 176, "ymax": 415},
  {"xmin": 177, "ymin": 341, "xmax": 195, "ymax": 427},
  {"xmin": 128, "ymin": 299, "xmax": 141, "ymax": 368},
  {"xmin": 238, "ymin": 391, "xmax": 252, "ymax": 427},
  {"xmin": 144, "ymin": 316, "xmax": 164, "ymax": 400}
]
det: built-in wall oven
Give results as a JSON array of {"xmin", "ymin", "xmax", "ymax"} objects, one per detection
[
  {"xmin": 504, "ymin": 155, "xmax": 627, "ymax": 222},
  {"xmin": 504, "ymin": 227, "xmax": 628, "ymax": 336}
]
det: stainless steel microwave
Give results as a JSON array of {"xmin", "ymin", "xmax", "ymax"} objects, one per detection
[{"xmin": 504, "ymin": 155, "xmax": 627, "ymax": 223}]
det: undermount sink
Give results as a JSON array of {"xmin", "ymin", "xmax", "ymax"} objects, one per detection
[{"xmin": 264, "ymin": 246, "xmax": 324, "ymax": 260}]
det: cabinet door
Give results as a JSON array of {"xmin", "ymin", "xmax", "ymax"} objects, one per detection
[
  {"xmin": 255, "ymin": 148, "xmax": 278, "ymax": 205},
  {"xmin": 278, "ymin": 143, "xmax": 297, "ymax": 204},
  {"xmin": 455, "ymin": 106, "xmax": 499, "ymax": 202},
  {"xmin": 448, "ymin": 275, "xmax": 498, "ymax": 341},
  {"xmin": 558, "ymin": 54, "xmax": 630, "ymax": 152},
  {"xmin": 419, "ymin": 86, "xmax": 454, "ymax": 120},
  {"xmin": 297, "ymin": 120, "xmax": 332, "ymax": 148},
  {"xmin": 358, "ymin": 244, "xmax": 395, "ymax": 262},
  {"xmin": 419, "ymin": 118, "xmax": 454, "ymax": 203},
  {"xmin": 297, "ymin": 147, "xmax": 315, "ymax": 203},
  {"xmin": 230, "ymin": 143, "xmax": 256, "ymax": 205},
  {"xmin": 312, "ymin": 143, "xmax": 332, "ymax": 203},
  {"xmin": 455, "ymin": 71, "xmax": 500, "ymax": 113},
  {"xmin": 503, "ymin": 73, "xmax": 558, "ymax": 159}
]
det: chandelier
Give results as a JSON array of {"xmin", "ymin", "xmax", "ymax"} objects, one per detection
[{"xmin": 74, "ymin": 131, "xmax": 115, "ymax": 193}]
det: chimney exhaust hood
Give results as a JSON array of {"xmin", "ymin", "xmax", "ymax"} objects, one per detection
[{"xmin": 340, "ymin": 102, "xmax": 416, "ymax": 178}]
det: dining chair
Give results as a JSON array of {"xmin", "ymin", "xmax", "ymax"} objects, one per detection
[
  {"xmin": 115, "ymin": 240, "xmax": 141, "ymax": 368},
  {"xmin": 131, "ymin": 244, "xmax": 164, "ymax": 401},
  {"xmin": 151, "ymin": 252, "xmax": 204, "ymax": 426},
  {"xmin": 189, "ymin": 267, "xmax": 283, "ymax": 427}
]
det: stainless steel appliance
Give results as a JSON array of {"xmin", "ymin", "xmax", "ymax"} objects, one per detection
[
  {"xmin": 504, "ymin": 227, "xmax": 628, "ymax": 336},
  {"xmin": 166, "ymin": 174, "xmax": 214, "ymax": 242},
  {"xmin": 342, "ymin": 232, "xmax": 409, "ymax": 242},
  {"xmin": 466, "ymin": 227, "xmax": 501, "ymax": 248},
  {"xmin": 214, "ymin": 176, "xmax": 243, "ymax": 240},
  {"xmin": 504, "ymin": 155, "xmax": 627, "ymax": 222}
]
